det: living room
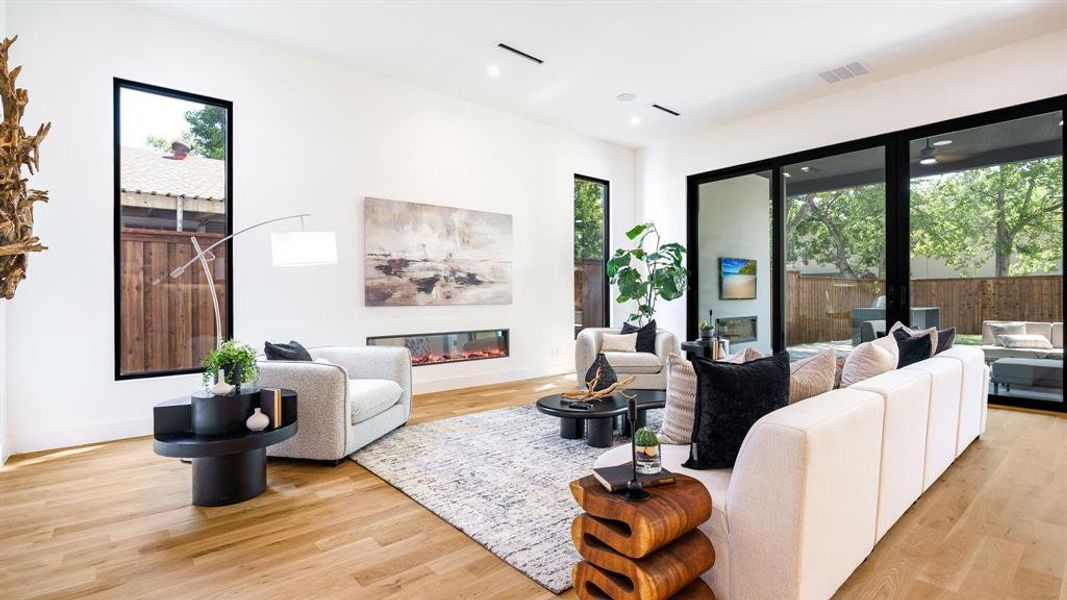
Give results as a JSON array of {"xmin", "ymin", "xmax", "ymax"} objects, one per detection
[{"xmin": 0, "ymin": 1, "xmax": 1064, "ymax": 599}]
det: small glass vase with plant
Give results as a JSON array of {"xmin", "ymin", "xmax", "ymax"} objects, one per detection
[
  {"xmin": 202, "ymin": 339, "xmax": 259, "ymax": 395},
  {"xmin": 633, "ymin": 426, "xmax": 661, "ymax": 475},
  {"xmin": 698, "ymin": 319, "xmax": 712, "ymax": 339}
]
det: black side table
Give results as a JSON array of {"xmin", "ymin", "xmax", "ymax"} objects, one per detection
[
  {"xmin": 681, "ymin": 339, "xmax": 714, "ymax": 361},
  {"xmin": 153, "ymin": 389, "xmax": 298, "ymax": 507}
]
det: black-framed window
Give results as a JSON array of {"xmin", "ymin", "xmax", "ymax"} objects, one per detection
[
  {"xmin": 114, "ymin": 79, "xmax": 233, "ymax": 380},
  {"xmin": 574, "ymin": 174, "xmax": 610, "ymax": 336},
  {"xmin": 687, "ymin": 95, "xmax": 1065, "ymax": 413}
]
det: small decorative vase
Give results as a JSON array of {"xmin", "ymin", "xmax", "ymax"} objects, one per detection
[
  {"xmin": 229, "ymin": 364, "xmax": 243, "ymax": 395},
  {"xmin": 584, "ymin": 353, "xmax": 617, "ymax": 393},
  {"xmin": 635, "ymin": 443, "xmax": 661, "ymax": 475},
  {"xmin": 699, "ymin": 328, "xmax": 712, "ymax": 340},
  {"xmin": 211, "ymin": 368, "xmax": 234, "ymax": 396},
  {"xmin": 246, "ymin": 407, "xmax": 270, "ymax": 432}
]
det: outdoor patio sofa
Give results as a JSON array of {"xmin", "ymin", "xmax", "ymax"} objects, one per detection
[{"xmin": 978, "ymin": 320, "xmax": 1063, "ymax": 362}]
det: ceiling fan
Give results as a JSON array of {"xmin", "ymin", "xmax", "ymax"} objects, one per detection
[{"xmin": 918, "ymin": 137, "xmax": 969, "ymax": 166}]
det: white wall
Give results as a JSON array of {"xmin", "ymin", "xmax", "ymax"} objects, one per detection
[
  {"xmin": 638, "ymin": 30, "xmax": 1067, "ymax": 339},
  {"xmin": 5, "ymin": 2, "xmax": 636, "ymax": 454},
  {"xmin": 697, "ymin": 175, "xmax": 772, "ymax": 354}
]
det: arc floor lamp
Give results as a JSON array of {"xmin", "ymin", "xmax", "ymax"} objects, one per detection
[{"xmin": 166, "ymin": 213, "xmax": 337, "ymax": 350}]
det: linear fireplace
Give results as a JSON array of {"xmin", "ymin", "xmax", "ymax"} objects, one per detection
[{"xmin": 367, "ymin": 329, "xmax": 510, "ymax": 366}]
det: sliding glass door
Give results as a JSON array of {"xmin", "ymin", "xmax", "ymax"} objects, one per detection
[
  {"xmin": 907, "ymin": 110, "xmax": 1064, "ymax": 408},
  {"xmin": 687, "ymin": 95, "xmax": 1065, "ymax": 411},
  {"xmin": 784, "ymin": 147, "xmax": 886, "ymax": 359}
]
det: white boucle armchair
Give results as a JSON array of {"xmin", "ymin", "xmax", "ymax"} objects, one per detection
[
  {"xmin": 257, "ymin": 346, "xmax": 412, "ymax": 463},
  {"xmin": 575, "ymin": 328, "xmax": 677, "ymax": 390}
]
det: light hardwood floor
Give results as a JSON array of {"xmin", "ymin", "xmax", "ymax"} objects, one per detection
[{"xmin": 1, "ymin": 375, "xmax": 1064, "ymax": 599}]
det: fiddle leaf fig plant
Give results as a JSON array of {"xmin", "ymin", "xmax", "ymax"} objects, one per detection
[
  {"xmin": 202, "ymin": 339, "xmax": 259, "ymax": 388},
  {"xmin": 606, "ymin": 222, "xmax": 688, "ymax": 324}
]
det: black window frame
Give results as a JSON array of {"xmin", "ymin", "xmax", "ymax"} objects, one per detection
[
  {"xmin": 687, "ymin": 94, "xmax": 1066, "ymax": 413},
  {"xmin": 574, "ymin": 173, "xmax": 612, "ymax": 330},
  {"xmin": 113, "ymin": 78, "xmax": 234, "ymax": 381}
]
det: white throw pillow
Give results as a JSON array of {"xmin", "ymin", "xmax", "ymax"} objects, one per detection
[
  {"xmin": 600, "ymin": 332, "xmax": 638, "ymax": 353},
  {"xmin": 719, "ymin": 347, "xmax": 764, "ymax": 364},
  {"xmin": 658, "ymin": 353, "xmax": 697, "ymax": 444},
  {"xmin": 988, "ymin": 321, "xmax": 1026, "ymax": 346},
  {"xmin": 888, "ymin": 321, "xmax": 937, "ymax": 358},
  {"xmin": 998, "ymin": 334, "xmax": 1053, "ymax": 349},
  {"xmin": 840, "ymin": 334, "xmax": 899, "ymax": 388}
]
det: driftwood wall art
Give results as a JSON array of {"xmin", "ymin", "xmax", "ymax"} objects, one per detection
[{"xmin": 0, "ymin": 36, "xmax": 50, "ymax": 299}]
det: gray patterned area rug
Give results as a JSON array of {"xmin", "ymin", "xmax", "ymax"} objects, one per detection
[{"xmin": 352, "ymin": 403, "xmax": 661, "ymax": 594}]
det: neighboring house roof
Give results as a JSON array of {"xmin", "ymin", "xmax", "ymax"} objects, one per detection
[{"xmin": 120, "ymin": 146, "xmax": 225, "ymax": 200}]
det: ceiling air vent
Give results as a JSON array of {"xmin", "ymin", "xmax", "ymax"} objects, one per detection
[
  {"xmin": 819, "ymin": 61, "xmax": 871, "ymax": 84},
  {"xmin": 651, "ymin": 104, "xmax": 681, "ymax": 117},
  {"xmin": 496, "ymin": 42, "xmax": 544, "ymax": 64}
]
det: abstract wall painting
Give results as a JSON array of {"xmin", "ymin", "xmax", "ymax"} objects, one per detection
[{"xmin": 363, "ymin": 197, "xmax": 513, "ymax": 306}]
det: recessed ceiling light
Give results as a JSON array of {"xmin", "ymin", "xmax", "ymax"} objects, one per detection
[
  {"xmin": 783, "ymin": 172, "xmax": 792, "ymax": 178},
  {"xmin": 486, "ymin": 64, "xmax": 500, "ymax": 77},
  {"xmin": 932, "ymin": 139, "xmax": 953, "ymax": 146},
  {"xmin": 630, "ymin": 116, "xmax": 641, "ymax": 126},
  {"xmin": 616, "ymin": 92, "xmax": 636, "ymax": 102},
  {"xmin": 920, "ymin": 157, "xmax": 937, "ymax": 165},
  {"xmin": 1060, "ymin": 119, "xmax": 1064, "ymax": 127},
  {"xmin": 800, "ymin": 166, "xmax": 811, "ymax": 172}
]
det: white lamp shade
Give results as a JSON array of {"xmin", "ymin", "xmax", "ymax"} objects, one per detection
[{"xmin": 270, "ymin": 231, "xmax": 337, "ymax": 267}]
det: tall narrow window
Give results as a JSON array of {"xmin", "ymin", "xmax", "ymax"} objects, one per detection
[
  {"xmin": 115, "ymin": 80, "xmax": 232, "ymax": 379},
  {"xmin": 574, "ymin": 175, "xmax": 609, "ymax": 336}
]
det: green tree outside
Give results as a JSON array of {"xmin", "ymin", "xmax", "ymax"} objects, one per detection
[
  {"xmin": 146, "ymin": 105, "xmax": 227, "ymax": 160},
  {"xmin": 575, "ymin": 178, "xmax": 606, "ymax": 262}
]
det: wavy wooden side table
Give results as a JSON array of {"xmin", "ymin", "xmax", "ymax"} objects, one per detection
[{"xmin": 570, "ymin": 474, "xmax": 715, "ymax": 600}]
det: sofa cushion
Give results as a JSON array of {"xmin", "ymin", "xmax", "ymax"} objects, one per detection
[
  {"xmin": 600, "ymin": 333, "xmax": 638, "ymax": 353},
  {"xmin": 840, "ymin": 334, "xmax": 898, "ymax": 387},
  {"xmin": 788, "ymin": 350, "xmax": 836, "ymax": 403},
  {"xmin": 621, "ymin": 319, "xmax": 657, "ymax": 354},
  {"xmin": 350, "ymin": 379, "xmax": 403, "ymax": 424},
  {"xmin": 892, "ymin": 328, "xmax": 934, "ymax": 368},
  {"xmin": 935, "ymin": 327, "xmax": 956, "ymax": 354},
  {"xmin": 685, "ymin": 352, "xmax": 790, "ymax": 469},
  {"xmin": 603, "ymin": 351, "xmax": 662, "ymax": 374},
  {"xmin": 265, "ymin": 339, "xmax": 313, "ymax": 361},
  {"xmin": 938, "ymin": 346, "xmax": 987, "ymax": 455},
  {"xmin": 659, "ymin": 353, "xmax": 697, "ymax": 444},
  {"xmin": 902, "ymin": 357, "xmax": 963, "ymax": 490},
  {"xmin": 998, "ymin": 334, "xmax": 1053, "ymax": 349}
]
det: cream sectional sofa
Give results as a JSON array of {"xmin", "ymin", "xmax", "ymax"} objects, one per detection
[
  {"xmin": 978, "ymin": 320, "xmax": 1063, "ymax": 362},
  {"xmin": 594, "ymin": 345, "xmax": 988, "ymax": 600}
]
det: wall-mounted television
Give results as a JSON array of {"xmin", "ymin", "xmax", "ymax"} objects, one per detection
[{"xmin": 719, "ymin": 257, "xmax": 757, "ymax": 300}]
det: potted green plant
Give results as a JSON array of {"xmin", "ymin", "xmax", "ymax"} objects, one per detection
[
  {"xmin": 606, "ymin": 222, "xmax": 688, "ymax": 325},
  {"xmin": 698, "ymin": 319, "xmax": 712, "ymax": 340},
  {"xmin": 633, "ymin": 426, "xmax": 661, "ymax": 474},
  {"xmin": 202, "ymin": 339, "xmax": 259, "ymax": 395}
]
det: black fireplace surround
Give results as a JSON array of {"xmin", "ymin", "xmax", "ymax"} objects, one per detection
[{"xmin": 367, "ymin": 329, "xmax": 510, "ymax": 366}]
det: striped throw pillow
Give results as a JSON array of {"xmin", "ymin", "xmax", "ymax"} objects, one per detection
[
  {"xmin": 658, "ymin": 353, "xmax": 698, "ymax": 444},
  {"xmin": 789, "ymin": 350, "xmax": 836, "ymax": 403}
]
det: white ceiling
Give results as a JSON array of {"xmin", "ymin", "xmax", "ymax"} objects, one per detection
[{"xmin": 137, "ymin": 1, "xmax": 1067, "ymax": 149}]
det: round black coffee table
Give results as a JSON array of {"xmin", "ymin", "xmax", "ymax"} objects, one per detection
[
  {"xmin": 153, "ymin": 390, "xmax": 298, "ymax": 507},
  {"xmin": 536, "ymin": 389, "xmax": 666, "ymax": 448}
]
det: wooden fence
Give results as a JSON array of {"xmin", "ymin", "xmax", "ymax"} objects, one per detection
[
  {"xmin": 574, "ymin": 258, "xmax": 606, "ymax": 333},
  {"xmin": 119, "ymin": 228, "xmax": 227, "ymax": 375},
  {"xmin": 786, "ymin": 271, "xmax": 1063, "ymax": 345}
]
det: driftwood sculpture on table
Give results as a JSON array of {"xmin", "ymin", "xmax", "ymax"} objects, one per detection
[
  {"xmin": 561, "ymin": 368, "xmax": 637, "ymax": 402},
  {"xmin": 0, "ymin": 36, "xmax": 50, "ymax": 300}
]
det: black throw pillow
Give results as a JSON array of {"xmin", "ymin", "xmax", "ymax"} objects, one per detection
[
  {"xmin": 264, "ymin": 340, "xmax": 313, "ymax": 361},
  {"xmin": 892, "ymin": 329, "xmax": 932, "ymax": 368},
  {"xmin": 934, "ymin": 327, "xmax": 956, "ymax": 355},
  {"xmin": 621, "ymin": 319, "xmax": 657, "ymax": 354},
  {"xmin": 684, "ymin": 351, "xmax": 790, "ymax": 470}
]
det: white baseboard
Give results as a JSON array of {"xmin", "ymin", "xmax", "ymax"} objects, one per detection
[
  {"xmin": 412, "ymin": 362, "xmax": 574, "ymax": 394},
  {"xmin": 0, "ymin": 435, "xmax": 10, "ymax": 466},
  {"xmin": 12, "ymin": 417, "xmax": 153, "ymax": 456}
]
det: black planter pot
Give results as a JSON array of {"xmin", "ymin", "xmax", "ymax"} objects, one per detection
[
  {"xmin": 584, "ymin": 353, "xmax": 618, "ymax": 392},
  {"xmin": 192, "ymin": 388, "xmax": 259, "ymax": 435}
]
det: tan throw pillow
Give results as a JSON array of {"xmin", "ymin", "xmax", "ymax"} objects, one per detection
[
  {"xmin": 834, "ymin": 356, "xmax": 847, "ymax": 389},
  {"xmin": 658, "ymin": 353, "xmax": 697, "ymax": 444},
  {"xmin": 600, "ymin": 332, "xmax": 637, "ymax": 353},
  {"xmin": 719, "ymin": 347, "xmax": 764, "ymax": 364},
  {"xmin": 998, "ymin": 334, "xmax": 1053, "ymax": 349},
  {"xmin": 988, "ymin": 322, "xmax": 1026, "ymax": 346},
  {"xmin": 889, "ymin": 321, "xmax": 937, "ymax": 358},
  {"xmin": 841, "ymin": 334, "xmax": 899, "ymax": 388},
  {"xmin": 789, "ymin": 350, "xmax": 836, "ymax": 403}
]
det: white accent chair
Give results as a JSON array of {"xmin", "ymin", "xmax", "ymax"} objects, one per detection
[
  {"xmin": 257, "ymin": 346, "xmax": 412, "ymax": 463},
  {"xmin": 575, "ymin": 327, "xmax": 678, "ymax": 390},
  {"xmin": 595, "ymin": 345, "xmax": 988, "ymax": 599}
]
